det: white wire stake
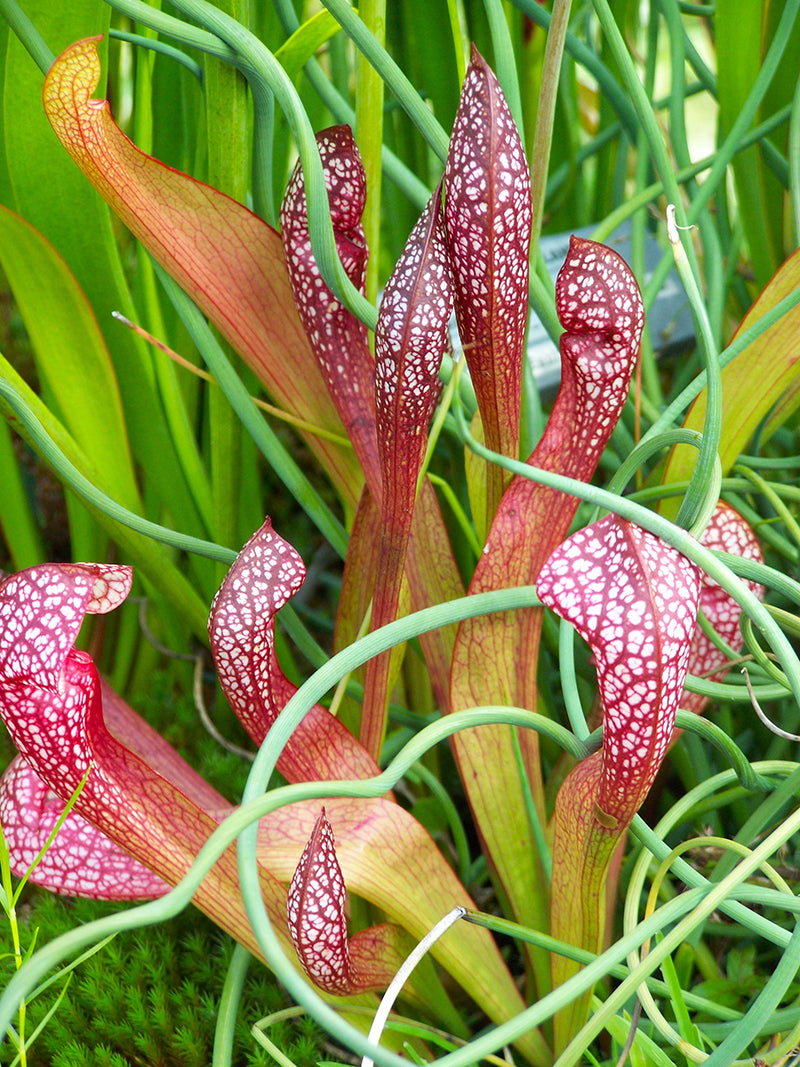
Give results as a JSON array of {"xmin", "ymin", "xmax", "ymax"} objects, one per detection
[{"xmin": 361, "ymin": 906, "xmax": 467, "ymax": 1067}]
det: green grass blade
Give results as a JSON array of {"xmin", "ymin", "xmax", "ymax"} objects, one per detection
[
  {"xmin": 0, "ymin": 419, "xmax": 44, "ymax": 567},
  {"xmin": 0, "ymin": 206, "xmax": 141, "ymax": 513}
]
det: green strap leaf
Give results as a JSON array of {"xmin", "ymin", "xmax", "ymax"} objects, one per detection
[
  {"xmin": 0, "ymin": 205, "xmax": 140, "ymax": 514},
  {"xmin": 663, "ymin": 247, "xmax": 800, "ymax": 498}
]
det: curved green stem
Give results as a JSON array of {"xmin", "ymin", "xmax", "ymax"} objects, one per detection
[
  {"xmin": 483, "ymin": 0, "xmax": 524, "ymax": 139},
  {"xmin": 109, "ymin": 30, "xmax": 203, "ymax": 78},
  {"xmin": 673, "ymin": 712, "xmax": 774, "ymax": 793},
  {"xmin": 508, "ymin": 0, "xmax": 638, "ymax": 138},
  {"xmin": 665, "ymin": 205, "xmax": 723, "ymax": 532},
  {"xmin": 271, "ymin": 0, "xmax": 432, "ymax": 210},
  {"xmin": 213, "ymin": 943, "xmax": 252, "ymax": 1067},
  {"xmin": 354, "ymin": 0, "xmax": 386, "ymax": 304},
  {"xmin": 559, "ymin": 794, "xmax": 800, "ymax": 1066},
  {"xmin": 624, "ymin": 764, "xmax": 800, "ymax": 1066},
  {"xmin": 558, "ymin": 620, "xmax": 590, "ymax": 742},
  {"xmin": 605, "ymin": 428, "xmax": 722, "ymax": 537},
  {"xmin": 0, "ymin": 0, "xmax": 54, "ymax": 73},
  {"xmin": 590, "ymin": 103, "xmax": 792, "ymax": 242},
  {"xmin": 0, "ymin": 376, "xmax": 235, "ymax": 565},
  {"xmin": 641, "ymin": 0, "xmax": 800, "ymax": 324}
]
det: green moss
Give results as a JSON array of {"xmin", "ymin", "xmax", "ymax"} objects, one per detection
[{"xmin": 1, "ymin": 892, "xmax": 324, "ymax": 1067}]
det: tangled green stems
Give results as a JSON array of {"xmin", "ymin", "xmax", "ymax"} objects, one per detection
[
  {"xmin": 603, "ymin": 427, "xmax": 722, "ymax": 538},
  {"xmin": 454, "ymin": 412, "xmax": 800, "ymax": 708},
  {"xmin": 0, "ymin": 588, "xmax": 792, "ymax": 1065},
  {"xmin": 561, "ymin": 786, "xmax": 800, "ymax": 1066},
  {"xmin": 624, "ymin": 764, "xmax": 800, "ymax": 1066},
  {"xmin": 665, "ymin": 205, "xmax": 723, "ymax": 533},
  {"xmin": 231, "ymin": 543, "xmax": 796, "ymax": 1065}
]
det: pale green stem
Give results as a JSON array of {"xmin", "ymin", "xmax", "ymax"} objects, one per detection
[
  {"xmin": 529, "ymin": 0, "xmax": 572, "ymax": 257},
  {"xmin": 205, "ymin": 0, "xmax": 249, "ymax": 568},
  {"xmin": 354, "ymin": 0, "xmax": 386, "ymax": 306}
]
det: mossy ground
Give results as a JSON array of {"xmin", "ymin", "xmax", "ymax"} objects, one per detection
[{"xmin": 1, "ymin": 892, "xmax": 324, "ymax": 1067}]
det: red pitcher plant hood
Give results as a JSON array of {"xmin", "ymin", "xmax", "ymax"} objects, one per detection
[
  {"xmin": 279, "ymin": 126, "xmax": 377, "ymax": 490},
  {"xmin": 444, "ymin": 45, "xmax": 531, "ymax": 526},
  {"xmin": 287, "ymin": 808, "xmax": 401, "ymax": 995},
  {"xmin": 537, "ymin": 514, "xmax": 700, "ymax": 1049},
  {"xmin": 208, "ymin": 519, "xmax": 377, "ymax": 782}
]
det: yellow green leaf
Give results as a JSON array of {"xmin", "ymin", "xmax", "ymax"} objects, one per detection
[{"xmin": 663, "ymin": 248, "xmax": 800, "ymax": 495}]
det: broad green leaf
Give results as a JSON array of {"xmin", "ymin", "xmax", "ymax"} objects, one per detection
[
  {"xmin": 0, "ymin": 16, "xmax": 11, "ymax": 209},
  {"xmin": 0, "ymin": 205, "xmax": 140, "ymax": 513},
  {"xmin": 663, "ymin": 248, "xmax": 800, "ymax": 493}
]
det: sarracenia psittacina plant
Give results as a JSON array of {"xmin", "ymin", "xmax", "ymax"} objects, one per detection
[
  {"xmin": 537, "ymin": 515, "xmax": 701, "ymax": 1051},
  {"xmin": 38, "ymin": 34, "xmax": 645, "ymax": 1005},
  {"xmin": 0, "ymin": 531, "xmax": 542, "ymax": 1060},
  {"xmin": 28, "ymin": 35, "xmax": 556, "ymax": 1051}
]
